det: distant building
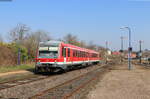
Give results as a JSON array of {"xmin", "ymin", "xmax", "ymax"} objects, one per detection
[
  {"xmin": 112, "ymin": 51, "xmax": 121, "ymax": 55},
  {"xmin": 124, "ymin": 52, "xmax": 137, "ymax": 59},
  {"xmin": 107, "ymin": 50, "xmax": 112, "ymax": 55}
]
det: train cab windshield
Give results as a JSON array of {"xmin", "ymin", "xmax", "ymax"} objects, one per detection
[
  {"xmin": 39, "ymin": 50, "xmax": 58, "ymax": 58},
  {"xmin": 38, "ymin": 41, "xmax": 60, "ymax": 58}
]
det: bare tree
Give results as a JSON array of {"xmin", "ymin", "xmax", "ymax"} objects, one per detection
[
  {"xmin": 86, "ymin": 41, "xmax": 97, "ymax": 50},
  {"xmin": 63, "ymin": 33, "xmax": 81, "ymax": 46},
  {"xmin": 33, "ymin": 30, "xmax": 51, "ymax": 43},
  {"xmin": 79, "ymin": 40, "xmax": 86, "ymax": 47},
  {"xmin": 8, "ymin": 23, "xmax": 30, "ymax": 43},
  {"xmin": 23, "ymin": 30, "xmax": 51, "ymax": 59}
]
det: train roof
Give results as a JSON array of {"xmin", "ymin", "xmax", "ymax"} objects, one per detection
[
  {"xmin": 61, "ymin": 42, "xmax": 99, "ymax": 54},
  {"xmin": 40, "ymin": 40, "xmax": 99, "ymax": 54},
  {"xmin": 39, "ymin": 40, "xmax": 61, "ymax": 47}
]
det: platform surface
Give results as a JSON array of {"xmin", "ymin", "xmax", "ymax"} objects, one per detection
[{"xmin": 87, "ymin": 64, "xmax": 150, "ymax": 99}]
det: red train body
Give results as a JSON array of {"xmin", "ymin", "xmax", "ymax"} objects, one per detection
[{"xmin": 35, "ymin": 41, "xmax": 101, "ymax": 73}]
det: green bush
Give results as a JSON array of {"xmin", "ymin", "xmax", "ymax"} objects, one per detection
[
  {"xmin": 0, "ymin": 43, "xmax": 29, "ymax": 66},
  {"xmin": 10, "ymin": 43, "xmax": 28, "ymax": 62}
]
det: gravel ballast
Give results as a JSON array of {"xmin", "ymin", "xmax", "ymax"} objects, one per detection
[{"xmin": 0, "ymin": 65, "xmax": 103, "ymax": 99}]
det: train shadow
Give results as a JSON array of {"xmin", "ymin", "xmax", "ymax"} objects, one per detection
[{"xmin": 25, "ymin": 68, "xmax": 60, "ymax": 76}]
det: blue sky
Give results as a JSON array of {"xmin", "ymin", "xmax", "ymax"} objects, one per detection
[{"xmin": 0, "ymin": 0, "xmax": 150, "ymax": 51}]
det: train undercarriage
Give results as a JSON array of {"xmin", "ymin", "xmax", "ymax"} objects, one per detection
[{"xmin": 35, "ymin": 61, "xmax": 100, "ymax": 74}]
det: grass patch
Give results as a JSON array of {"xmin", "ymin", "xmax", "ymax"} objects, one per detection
[{"xmin": 0, "ymin": 64, "xmax": 35, "ymax": 73}]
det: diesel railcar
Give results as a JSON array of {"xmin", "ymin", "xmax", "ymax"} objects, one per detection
[{"xmin": 35, "ymin": 41, "xmax": 101, "ymax": 73}]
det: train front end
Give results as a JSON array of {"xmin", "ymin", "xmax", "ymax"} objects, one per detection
[{"xmin": 35, "ymin": 41, "xmax": 63, "ymax": 73}]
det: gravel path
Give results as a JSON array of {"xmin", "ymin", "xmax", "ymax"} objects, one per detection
[{"xmin": 87, "ymin": 64, "xmax": 150, "ymax": 99}]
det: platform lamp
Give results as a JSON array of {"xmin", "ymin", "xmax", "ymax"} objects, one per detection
[{"xmin": 120, "ymin": 27, "xmax": 132, "ymax": 70}]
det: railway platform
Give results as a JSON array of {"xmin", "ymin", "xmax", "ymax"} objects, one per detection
[{"xmin": 87, "ymin": 64, "xmax": 150, "ymax": 99}]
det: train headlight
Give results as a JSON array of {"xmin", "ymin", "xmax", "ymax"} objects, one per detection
[
  {"xmin": 54, "ymin": 60, "xmax": 57, "ymax": 64},
  {"xmin": 37, "ymin": 62, "xmax": 41, "ymax": 65}
]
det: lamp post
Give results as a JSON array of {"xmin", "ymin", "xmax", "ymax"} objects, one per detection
[
  {"xmin": 120, "ymin": 27, "xmax": 132, "ymax": 70},
  {"xmin": 120, "ymin": 36, "xmax": 125, "ymax": 62},
  {"xmin": 120, "ymin": 36, "xmax": 124, "ymax": 51},
  {"xmin": 139, "ymin": 40, "xmax": 144, "ymax": 64}
]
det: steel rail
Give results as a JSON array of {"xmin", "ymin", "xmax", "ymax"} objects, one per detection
[{"xmin": 30, "ymin": 64, "xmax": 108, "ymax": 99}]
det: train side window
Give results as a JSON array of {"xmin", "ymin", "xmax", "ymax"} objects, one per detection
[
  {"xmin": 79, "ymin": 51, "xmax": 81, "ymax": 57},
  {"xmin": 75, "ymin": 50, "xmax": 76, "ymax": 57},
  {"xmin": 68, "ymin": 48, "xmax": 70, "ymax": 57},
  {"xmin": 73, "ymin": 50, "xmax": 75, "ymax": 57},
  {"xmin": 62, "ymin": 47, "xmax": 63, "ymax": 56},
  {"xmin": 62, "ymin": 48, "xmax": 66, "ymax": 57},
  {"xmin": 79, "ymin": 51, "xmax": 80, "ymax": 57},
  {"xmin": 82, "ymin": 51, "xmax": 84, "ymax": 57}
]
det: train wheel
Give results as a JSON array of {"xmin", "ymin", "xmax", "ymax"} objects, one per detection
[
  {"xmin": 53, "ymin": 68, "xmax": 65, "ymax": 74},
  {"xmin": 34, "ymin": 67, "xmax": 39, "ymax": 74}
]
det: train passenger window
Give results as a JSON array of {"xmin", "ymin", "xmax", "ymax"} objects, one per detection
[
  {"xmin": 62, "ymin": 48, "xmax": 66, "ymax": 57},
  {"xmin": 79, "ymin": 51, "xmax": 81, "ymax": 57},
  {"xmin": 74, "ymin": 50, "xmax": 77, "ymax": 57},
  {"xmin": 83, "ymin": 52, "xmax": 84, "ymax": 57},
  {"xmin": 73, "ymin": 50, "xmax": 75, "ymax": 57},
  {"xmin": 68, "ymin": 48, "xmax": 70, "ymax": 57},
  {"xmin": 62, "ymin": 47, "xmax": 63, "ymax": 56},
  {"xmin": 79, "ymin": 51, "xmax": 80, "ymax": 57},
  {"xmin": 82, "ymin": 51, "xmax": 84, "ymax": 57}
]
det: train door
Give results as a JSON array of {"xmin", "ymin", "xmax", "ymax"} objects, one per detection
[
  {"xmin": 67, "ymin": 48, "xmax": 71, "ymax": 63},
  {"xmin": 62, "ymin": 47, "xmax": 66, "ymax": 64},
  {"xmin": 70, "ymin": 49, "xmax": 73, "ymax": 64}
]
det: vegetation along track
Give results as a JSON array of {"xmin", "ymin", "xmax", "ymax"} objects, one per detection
[{"xmin": 29, "ymin": 64, "xmax": 111, "ymax": 99}]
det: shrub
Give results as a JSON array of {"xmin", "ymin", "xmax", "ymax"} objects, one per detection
[{"xmin": 0, "ymin": 42, "xmax": 28, "ymax": 66}]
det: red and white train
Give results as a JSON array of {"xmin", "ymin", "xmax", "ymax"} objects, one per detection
[{"xmin": 35, "ymin": 41, "xmax": 101, "ymax": 73}]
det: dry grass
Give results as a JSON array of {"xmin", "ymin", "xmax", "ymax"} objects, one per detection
[
  {"xmin": 0, "ymin": 64, "xmax": 34, "ymax": 73},
  {"xmin": 0, "ymin": 45, "xmax": 17, "ymax": 66}
]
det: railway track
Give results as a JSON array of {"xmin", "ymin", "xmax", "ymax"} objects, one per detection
[
  {"xmin": 29, "ymin": 64, "xmax": 110, "ymax": 99},
  {"xmin": 0, "ymin": 63, "xmax": 112, "ymax": 99},
  {"xmin": 0, "ymin": 64, "xmax": 102, "ymax": 91},
  {"xmin": 0, "ymin": 74, "xmax": 50, "ymax": 91}
]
